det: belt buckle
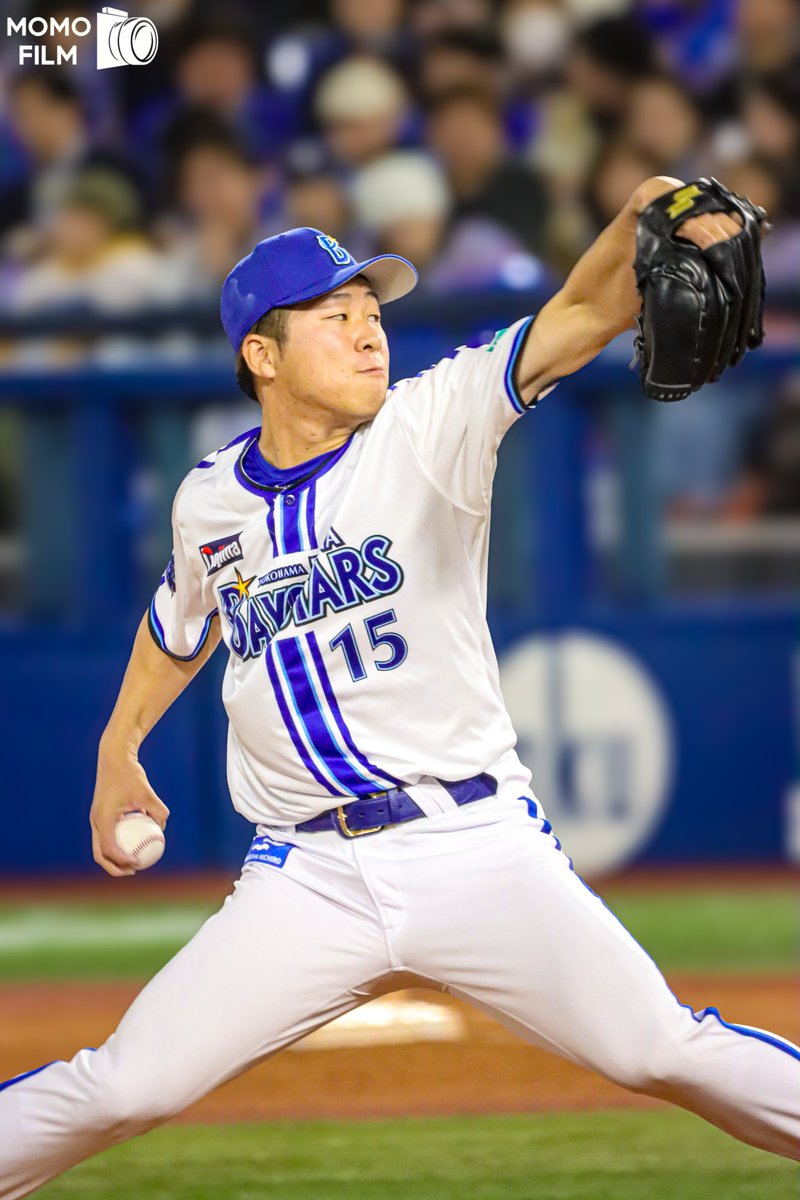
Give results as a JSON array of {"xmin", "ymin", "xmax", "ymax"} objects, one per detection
[{"xmin": 336, "ymin": 804, "xmax": 384, "ymax": 838}]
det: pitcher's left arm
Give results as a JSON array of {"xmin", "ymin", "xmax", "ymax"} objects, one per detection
[{"xmin": 515, "ymin": 175, "xmax": 747, "ymax": 406}]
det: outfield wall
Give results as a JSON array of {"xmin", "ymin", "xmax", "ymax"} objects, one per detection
[{"xmin": 0, "ymin": 298, "xmax": 796, "ymax": 874}]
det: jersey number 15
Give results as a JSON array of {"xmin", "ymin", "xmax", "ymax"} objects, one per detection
[{"xmin": 329, "ymin": 609, "xmax": 407, "ymax": 681}]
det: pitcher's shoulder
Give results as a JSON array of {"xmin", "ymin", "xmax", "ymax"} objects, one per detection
[
  {"xmin": 173, "ymin": 426, "xmax": 259, "ymax": 519},
  {"xmin": 185, "ymin": 426, "xmax": 258, "ymax": 484}
]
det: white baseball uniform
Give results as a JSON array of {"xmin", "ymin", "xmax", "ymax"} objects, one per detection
[{"xmin": 1, "ymin": 321, "xmax": 798, "ymax": 1198}]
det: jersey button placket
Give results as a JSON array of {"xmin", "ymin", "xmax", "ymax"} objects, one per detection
[{"xmin": 285, "ymin": 494, "xmax": 296, "ymax": 506}]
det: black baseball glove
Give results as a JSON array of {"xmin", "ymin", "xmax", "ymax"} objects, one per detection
[{"xmin": 633, "ymin": 178, "xmax": 768, "ymax": 402}]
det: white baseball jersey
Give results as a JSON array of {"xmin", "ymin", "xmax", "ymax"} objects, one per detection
[{"xmin": 149, "ymin": 317, "xmax": 538, "ymax": 825}]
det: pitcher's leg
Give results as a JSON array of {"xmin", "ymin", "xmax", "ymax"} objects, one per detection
[
  {"xmin": 408, "ymin": 803, "xmax": 800, "ymax": 1160},
  {"xmin": 0, "ymin": 858, "xmax": 390, "ymax": 1200}
]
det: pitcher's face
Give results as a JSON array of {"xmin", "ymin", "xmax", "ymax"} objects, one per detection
[{"xmin": 275, "ymin": 279, "xmax": 390, "ymax": 424}]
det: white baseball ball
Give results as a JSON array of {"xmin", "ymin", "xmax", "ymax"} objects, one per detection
[{"xmin": 114, "ymin": 812, "xmax": 165, "ymax": 870}]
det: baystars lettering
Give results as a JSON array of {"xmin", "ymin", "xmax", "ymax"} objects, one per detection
[{"xmin": 218, "ymin": 535, "xmax": 403, "ymax": 661}]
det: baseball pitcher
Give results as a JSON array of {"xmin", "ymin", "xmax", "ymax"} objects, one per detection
[{"xmin": 0, "ymin": 176, "xmax": 796, "ymax": 1197}]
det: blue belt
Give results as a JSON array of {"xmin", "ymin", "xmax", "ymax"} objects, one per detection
[{"xmin": 297, "ymin": 773, "xmax": 497, "ymax": 838}]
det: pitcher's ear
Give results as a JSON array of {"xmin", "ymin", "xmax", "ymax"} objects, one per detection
[{"xmin": 241, "ymin": 333, "xmax": 279, "ymax": 385}]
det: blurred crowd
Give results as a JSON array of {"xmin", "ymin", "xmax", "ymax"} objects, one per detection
[{"xmin": 1, "ymin": 0, "xmax": 800, "ymax": 528}]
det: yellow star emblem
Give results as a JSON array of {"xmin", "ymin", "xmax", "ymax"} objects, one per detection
[{"xmin": 233, "ymin": 567, "xmax": 256, "ymax": 598}]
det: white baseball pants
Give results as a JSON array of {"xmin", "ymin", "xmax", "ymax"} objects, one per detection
[{"xmin": 0, "ymin": 788, "xmax": 798, "ymax": 1198}]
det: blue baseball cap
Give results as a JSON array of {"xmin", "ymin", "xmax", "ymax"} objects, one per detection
[{"xmin": 220, "ymin": 227, "xmax": 418, "ymax": 350}]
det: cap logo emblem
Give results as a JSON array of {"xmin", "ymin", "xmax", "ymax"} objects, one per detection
[{"xmin": 316, "ymin": 234, "xmax": 352, "ymax": 266}]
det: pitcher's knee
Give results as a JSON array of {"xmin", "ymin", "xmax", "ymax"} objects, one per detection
[
  {"xmin": 606, "ymin": 1024, "xmax": 691, "ymax": 1096},
  {"xmin": 97, "ymin": 1075, "xmax": 183, "ymax": 1133}
]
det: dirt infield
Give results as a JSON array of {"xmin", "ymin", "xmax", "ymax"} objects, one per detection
[
  {"xmin": 0, "ymin": 975, "xmax": 796, "ymax": 1123},
  {"xmin": 0, "ymin": 864, "xmax": 796, "ymax": 905}
]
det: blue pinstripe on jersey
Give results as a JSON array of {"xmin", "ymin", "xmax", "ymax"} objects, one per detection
[
  {"xmin": 282, "ymin": 494, "xmax": 302, "ymax": 554},
  {"xmin": 274, "ymin": 636, "xmax": 385, "ymax": 794},
  {"xmin": 303, "ymin": 483, "xmax": 317, "ymax": 549},
  {"xmin": 265, "ymin": 485, "xmax": 318, "ymax": 558},
  {"xmin": 265, "ymin": 498, "xmax": 279, "ymax": 556},
  {"xmin": 265, "ymin": 642, "xmax": 342, "ymax": 796},
  {"xmin": 267, "ymin": 482, "xmax": 321, "ymax": 556},
  {"xmin": 306, "ymin": 631, "xmax": 401, "ymax": 788}
]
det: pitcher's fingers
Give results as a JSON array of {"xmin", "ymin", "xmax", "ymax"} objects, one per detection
[
  {"xmin": 92, "ymin": 814, "xmax": 138, "ymax": 872},
  {"xmin": 709, "ymin": 214, "xmax": 742, "ymax": 241},
  {"xmin": 141, "ymin": 792, "xmax": 170, "ymax": 829},
  {"xmin": 91, "ymin": 824, "xmax": 135, "ymax": 877},
  {"xmin": 677, "ymin": 214, "xmax": 741, "ymax": 248}
]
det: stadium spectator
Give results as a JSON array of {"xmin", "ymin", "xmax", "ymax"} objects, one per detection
[
  {"xmin": 10, "ymin": 168, "xmax": 172, "ymax": 322},
  {"xmin": 499, "ymin": 0, "xmax": 573, "ymax": 88},
  {"xmin": 409, "ymin": 0, "xmax": 495, "ymax": 39},
  {"xmin": 740, "ymin": 70, "xmax": 800, "ymax": 214},
  {"xmin": 29, "ymin": 0, "xmax": 135, "ymax": 143},
  {"xmin": 131, "ymin": 11, "xmax": 299, "ymax": 186},
  {"xmin": 0, "ymin": 71, "xmax": 133, "ymax": 254},
  {"xmin": 329, "ymin": 0, "xmax": 411, "ymax": 59},
  {"xmin": 161, "ymin": 126, "xmax": 275, "ymax": 298},
  {"xmin": 350, "ymin": 149, "xmax": 545, "ymax": 292},
  {"xmin": 737, "ymin": 0, "xmax": 800, "ymax": 77},
  {"xmin": 521, "ymin": 11, "xmax": 658, "ymax": 264},
  {"xmin": 566, "ymin": 14, "xmax": 657, "ymax": 135},
  {"xmin": 725, "ymin": 378, "xmax": 800, "ymax": 519},
  {"xmin": 415, "ymin": 27, "xmax": 534, "ymax": 149},
  {"xmin": 314, "ymin": 55, "xmax": 413, "ymax": 170},
  {"xmin": 638, "ymin": 0, "xmax": 736, "ymax": 101},
  {"xmin": 719, "ymin": 157, "xmax": 800, "ymax": 288},
  {"xmin": 171, "ymin": 13, "xmax": 294, "ymax": 156},
  {"xmin": 653, "ymin": 380, "xmax": 768, "ymax": 524},
  {"xmin": 621, "ymin": 75, "xmax": 707, "ymax": 180},
  {"xmin": 542, "ymin": 137, "xmax": 657, "ymax": 273},
  {"xmin": 426, "ymin": 86, "xmax": 550, "ymax": 258},
  {"xmin": 112, "ymin": 0, "xmax": 208, "ymax": 125},
  {"xmin": 707, "ymin": 0, "xmax": 800, "ymax": 121},
  {"xmin": 277, "ymin": 143, "xmax": 364, "ymax": 254},
  {"xmin": 265, "ymin": 0, "xmax": 414, "ymax": 133},
  {"xmin": 1, "ymin": 0, "xmax": 799, "ymax": 568},
  {"xmin": 416, "ymin": 28, "xmax": 506, "ymax": 104},
  {"xmin": 734, "ymin": 68, "xmax": 800, "ymax": 220},
  {"xmin": 584, "ymin": 140, "xmax": 660, "ymax": 236},
  {"xmin": 526, "ymin": 83, "xmax": 597, "ymax": 180},
  {"xmin": 744, "ymin": 69, "xmax": 800, "ymax": 157}
]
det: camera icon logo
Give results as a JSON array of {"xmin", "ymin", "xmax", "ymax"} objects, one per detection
[{"xmin": 96, "ymin": 6, "xmax": 158, "ymax": 69}]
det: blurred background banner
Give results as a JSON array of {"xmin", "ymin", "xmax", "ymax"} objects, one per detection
[{"xmin": 0, "ymin": 0, "xmax": 799, "ymax": 875}]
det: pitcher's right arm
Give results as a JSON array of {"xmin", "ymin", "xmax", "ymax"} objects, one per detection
[{"xmin": 91, "ymin": 612, "xmax": 221, "ymax": 875}]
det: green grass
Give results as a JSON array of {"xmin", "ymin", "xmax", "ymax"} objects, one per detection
[
  {"xmin": 0, "ymin": 887, "xmax": 795, "ymax": 982},
  {"xmin": 605, "ymin": 887, "xmax": 799, "ymax": 974},
  {"xmin": 0, "ymin": 902, "xmax": 216, "ymax": 981},
  {"xmin": 32, "ymin": 1111, "xmax": 799, "ymax": 1200}
]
